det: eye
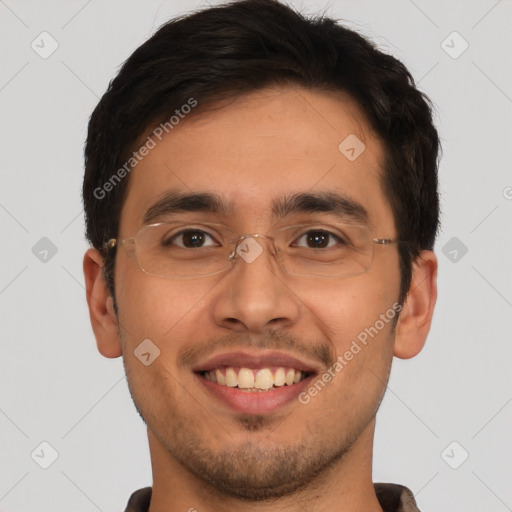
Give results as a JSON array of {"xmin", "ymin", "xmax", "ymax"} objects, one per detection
[
  {"xmin": 164, "ymin": 229, "xmax": 219, "ymax": 248},
  {"xmin": 293, "ymin": 230, "xmax": 346, "ymax": 249}
]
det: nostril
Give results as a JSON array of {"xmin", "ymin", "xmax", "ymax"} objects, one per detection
[{"xmin": 225, "ymin": 318, "xmax": 243, "ymax": 327}]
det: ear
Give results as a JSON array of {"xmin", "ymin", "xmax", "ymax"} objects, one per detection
[
  {"xmin": 393, "ymin": 250, "xmax": 438, "ymax": 359},
  {"xmin": 83, "ymin": 248, "xmax": 122, "ymax": 358}
]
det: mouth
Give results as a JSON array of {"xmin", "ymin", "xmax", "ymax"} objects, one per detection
[
  {"xmin": 200, "ymin": 366, "xmax": 310, "ymax": 391},
  {"xmin": 193, "ymin": 351, "xmax": 319, "ymax": 414}
]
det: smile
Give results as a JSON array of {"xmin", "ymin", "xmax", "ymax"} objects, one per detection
[
  {"xmin": 201, "ymin": 366, "xmax": 309, "ymax": 391},
  {"xmin": 193, "ymin": 350, "xmax": 320, "ymax": 413}
]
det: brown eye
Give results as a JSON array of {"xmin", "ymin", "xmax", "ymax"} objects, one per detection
[
  {"xmin": 307, "ymin": 231, "xmax": 329, "ymax": 248},
  {"xmin": 164, "ymin": 230, "xmax": 217, "ymax": 248},
  {"xmin": 294, "ymin": 230, "xmax": 344, "ymax": 249}
]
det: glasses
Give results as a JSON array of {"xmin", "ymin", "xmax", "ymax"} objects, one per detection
[{"xmin": 104, "ymin": 219, "xmax": 402, "ymax": 280}]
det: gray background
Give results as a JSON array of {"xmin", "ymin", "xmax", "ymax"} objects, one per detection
[{"xmin": 1, "ymin": 0, "xmax": 511, "ymax": 511}]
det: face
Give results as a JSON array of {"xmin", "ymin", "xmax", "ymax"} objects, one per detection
[{"xmin": 109, "ymin": 87, "xmax": 403, "ymax": 498}]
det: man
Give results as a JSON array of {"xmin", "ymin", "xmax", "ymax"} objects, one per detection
[{"xmin": 82, "ymin": 0, "xmax": 439, "ymax": 510}]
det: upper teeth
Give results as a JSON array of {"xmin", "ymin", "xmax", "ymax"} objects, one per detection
[{"xmin": 203, "ymin": 367, "xmax": 305, "ymax": 390}]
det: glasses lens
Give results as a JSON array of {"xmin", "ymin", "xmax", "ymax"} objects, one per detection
[
  {"xmin": 135, "ymin": 222, "xmax": 234, "ymax": 278},
  {"xmin": 277, "ymin": 223, "xmax": 374, "ymax": 278}
]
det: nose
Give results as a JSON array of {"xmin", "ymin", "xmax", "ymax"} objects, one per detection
[{"xmin": 210, "ymin": 235, "xmax": 301, "ymax": 334}]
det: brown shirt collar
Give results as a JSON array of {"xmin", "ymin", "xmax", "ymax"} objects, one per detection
[{"xmin": 124, "ymin": 483, "xmax": 420, "ymax": 512}]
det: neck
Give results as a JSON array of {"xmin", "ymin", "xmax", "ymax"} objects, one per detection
[{"xmin": 147, "ymin": 419, "xmax": 383, "ymax": 512}]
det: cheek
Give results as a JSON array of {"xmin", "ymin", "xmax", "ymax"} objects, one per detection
[
  {"xmin": 300, "ymin": 269, "xmax": 400, "ymax": 349},
  {"xmin": 302, "ymin": 279, "xmax": 398, "ymax": 409},
  {"xmin": 114, "ymin": 256, "xmax": 216, "ymax": 347},
  {"xmin": 114, "ymin": 273, "xmax": 213, "ymax": 420},
  {"xmin": 295, "ymin": 271, "xmax": 399, "ymax": 403}
]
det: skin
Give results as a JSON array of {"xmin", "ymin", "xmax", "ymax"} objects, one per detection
[{"xmin": 84, "ymin": 86, "xmax": 437, "ymax": 512}]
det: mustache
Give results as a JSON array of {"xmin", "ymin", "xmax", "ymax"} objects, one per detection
[{"xmin": 178, "ymin": 330, "xmax": 336, "ymax": 369}]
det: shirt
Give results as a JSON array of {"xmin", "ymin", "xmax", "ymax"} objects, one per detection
[{"xmin": 124, "ymin": 483, "xmax": 420, "ymax": 511}]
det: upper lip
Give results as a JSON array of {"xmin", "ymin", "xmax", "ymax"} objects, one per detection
[{"xmin": 192, "ymin": 350, "xmax": 321, "ymax": 374}]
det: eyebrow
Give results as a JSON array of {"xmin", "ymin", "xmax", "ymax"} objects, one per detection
[{"xmin": 143, "ymin": 190, "xmax": 369, "ymax": 226}]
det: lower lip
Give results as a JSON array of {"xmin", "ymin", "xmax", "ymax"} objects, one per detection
[{"xmin": 196, "ymin": 373, "xmax": 313, "ymax": 414}]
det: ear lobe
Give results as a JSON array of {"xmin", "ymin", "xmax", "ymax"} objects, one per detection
[
  {"xmin": 393, "ymin": 250, "xmax": 438, "ymax": 359},
  {"xmin": 83, "ymin": 248, "xmax": 122, "ymax": 358}
]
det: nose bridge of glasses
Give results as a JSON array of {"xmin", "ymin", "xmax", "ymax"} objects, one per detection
[{"xmin": 228, "ymin": 233, "xmax": 278, "ymax": 265}]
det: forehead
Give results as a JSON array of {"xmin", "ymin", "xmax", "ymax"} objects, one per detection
[{"xmin": 119, "ymin": 86, "xmax": 394, "ymax": 234}]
